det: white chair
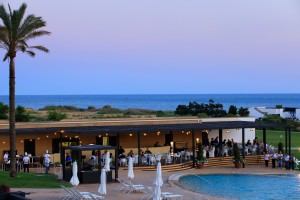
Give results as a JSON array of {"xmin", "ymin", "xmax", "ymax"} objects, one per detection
[
  {"xmin": 223, "ymin": 147, "xmax": 228, "ymax": 156},
  {"xmin": 149, "ymin": 156, "xmax": 156, "ymax": 165},
  {"xmin": 208, "ymin": 147, "xmax": 215, "ymax": 158},
  {"xmin": 202, "ymin": 150, "xmax": 206, "ymax": 158},
  {"xmin": 133, "ymin": 155, "xmax": 139, "ymax": 166},
  {"xmin": 120, "ymin": 158, "xmax": 127, "ymax": 167},
  {"xmin": 166, "ymin": 154, "xmax": 172, "ymax": 164}
]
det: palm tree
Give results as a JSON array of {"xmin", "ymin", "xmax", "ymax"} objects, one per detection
[{"xmin": 0, "ymin": 3, "xmax": 50, "ymax": 177}]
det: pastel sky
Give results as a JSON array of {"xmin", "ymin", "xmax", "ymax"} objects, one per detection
[{"xmin": 0, "ymin": 0, "xmax": 300, "ymax": 95}]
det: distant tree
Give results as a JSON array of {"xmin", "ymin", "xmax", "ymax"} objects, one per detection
[
  {"xmin": 0, "ymin": 102, "xmax": 9, "ymax": 119},
  {"xmin": 238, "ymin": 107, "xmax": 249, "ymax": 117},
  {"xmin": 87, "ymin": 106, "xmax": 96, "ymax": 111},
  {"xmin": 156, "ymin": 110, "xmax": 165, "ymax": 117},
  {"xmin": 228, "ymin": 105, "xmax": 237, "ymax": 115},
  {"xmin": 15, "ymin": 106, "xmax": 31, "ymax": 122},
  {"xmin": 175, "ymin": 105, "xmax": 189, "ymax": 115},
  {"xmin": 47, "ymin": 110, "xmax": 66, "ymax": 121},
  {"xmin": 0, "ymin": 3, "xmax": 50, "ymax": 177}
]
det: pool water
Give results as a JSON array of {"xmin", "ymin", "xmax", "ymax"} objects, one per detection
[{"xmin": 179, "ymin": 174, "xmax": 300, "ymax": 200}]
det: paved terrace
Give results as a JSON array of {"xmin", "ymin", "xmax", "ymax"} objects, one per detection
[{"xmin": 12, "ymin": 166, "xmax": 299, "ymax": 200}]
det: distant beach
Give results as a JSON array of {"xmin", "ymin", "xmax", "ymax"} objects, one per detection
[{"xmin": 0, "ymin": 94, "xmax": 299, "ymax": 110}]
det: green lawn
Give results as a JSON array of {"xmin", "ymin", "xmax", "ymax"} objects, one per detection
[
  {"xmin": 255, "ymin": 130, "xmax": 300, "ymax": 147},
  {"xmin": 0, "ymin": 172, "xmax": 71, "ymax": 188}
]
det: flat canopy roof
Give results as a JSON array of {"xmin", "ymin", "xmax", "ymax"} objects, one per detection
[
  {"xmin": 62, "ymin": 144, "xmax": 116, "ymax": 151},
  {"xmin": 0, "ymin": 120, "xmax": 290, "ymax": 134}
]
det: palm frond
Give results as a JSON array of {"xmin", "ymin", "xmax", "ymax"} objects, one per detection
[
  {"xmin": 28, "ymin": 45, "xmax": 49, "ymax": 53},
  {"xmin": 25, "ymin": 50, "xmax": 35, "ymax": 57},
  {"xmin": 0, "ymin": 4, "xmax": 12, "ymax": 31},
  {"xmin": 3, "ymin": 52, "xmax": 9, "ymax": 61},
  {"xmin": 18, "ymin": 16, "xmax": 47, "ymax": 39},
  {"xmin": 22, "ymin": 30, "xmax": 51, "ymax": 40},
  {"xmin": 11, "ymin": 3, "xmax": 27, "ymax": 39}
]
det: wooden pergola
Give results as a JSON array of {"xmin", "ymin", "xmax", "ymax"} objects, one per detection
[{"xmin": 61, "ymin": 144, "xmax": 117, "ymax": 183}]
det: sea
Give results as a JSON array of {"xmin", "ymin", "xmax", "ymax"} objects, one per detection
[{"xmin": 0, "ymin": 94, "xmax": 299, "ymax": 111}]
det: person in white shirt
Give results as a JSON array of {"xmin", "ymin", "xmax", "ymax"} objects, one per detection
[
  {"xmin": 44, "ymin": 150, "xmax": 51, "ymax": 174},
  {"xmin": 3, "ymin": 152, "xmax": 9, "ymax": 163},
  {"xmin": 271, "ymin": 152, "xmax": 278, "ymax": 168},
  {"xmin": 284, "ymin": 153, "xmax": 290, "ymax": 170},
  {"xmin": 23, "ymin": 152, "xmax": 30, "ymax": 173},
  {"xmin": 264, "ymin": 151, "xmax": 270, "ymax": 167}
]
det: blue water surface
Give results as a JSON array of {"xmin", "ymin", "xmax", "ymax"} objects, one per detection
[
  {"xmin": 0, "ymin": 94, "xmax": 299, "ymax": 110},
  {"xmin": 179, "ymin": 174, "xmax": 300, "ymax": 200}
]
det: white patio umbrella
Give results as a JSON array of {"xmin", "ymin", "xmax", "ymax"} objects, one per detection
[
  {"xmin": 70, "ymin": 161, "xmax": 80, "ymax": 186},
  {"xmin": 153, "ymin": 161, "xmax": 163, "ymax": 200},
  {"xmin": 104, "ymin": 151, "xmax": 111, "ymax": 172},
  {"xmin": 98, "ymin": 168, "xmax": 107, "ymax": 195},
  {"xmin": 128, "ymin": 156, "xmax": 134, "ymax": 179}
]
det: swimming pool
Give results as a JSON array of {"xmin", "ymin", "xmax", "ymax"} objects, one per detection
[{"xmin": 179, "ymin": 174, "xmax": 300, "ymax": 200}]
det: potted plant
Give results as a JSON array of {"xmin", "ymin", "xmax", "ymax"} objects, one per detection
[
  {"xmin": 196, "ymin": 143, "xmax": 207, "ymax": 168},
  {"xmin": 232, "ymin": 143, "xmax": 244, "ymax": 168}
]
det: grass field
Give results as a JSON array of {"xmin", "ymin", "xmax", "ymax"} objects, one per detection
[
  {"xmin": 256, "ymin": 130, "xmax": 300, "ymax": 158},
  {"xmin": 255, "ymin": 130, "xmax": 300, "ymax": 147},
  {"xmin": 0, "ymin": 172, "xmax": 71, "ymax": 188}
]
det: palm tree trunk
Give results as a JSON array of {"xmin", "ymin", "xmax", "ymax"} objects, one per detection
[{"xmin": 9, "ymin": 57, "xmax": 17, "ymax": 177}]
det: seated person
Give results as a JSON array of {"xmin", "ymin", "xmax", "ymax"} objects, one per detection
[
  {"xmin": 246, "ymin": 140, "xmax": 252, "ymax": 146},
  {"xmin": 154, "ymin": 141, "xmax": 161, "ymax": 147},
  {"xmin": 118, "ymin": 146, "xmax": 125, "ymax": 155},
  {"xmin": 119, "ymin": 153, "xmax": 126, "ymax": 159},
  {"xmin": 127, "ymin": 150, "xmax": 134, "ymax": 158},
  {"xmin": 140, "ymin": 150, "xmax": 145, "ymax": 158},
  {"xmin": 145, "ymin": 148, "xmax": 152, "ymax": 154}
]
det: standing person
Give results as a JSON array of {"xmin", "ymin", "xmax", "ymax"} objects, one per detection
[
  {"xmin": 118, "ymin": 146, "xmax": 125, "ymax": 156},
  {"xmin": 271, "ymin": 152, "xmax": 277, "ymax": 169},
  {"xmin": 65, "ymin": 153, "xmax": 72, "ymax": 166},
  {"xmin": 284, "ymin": 153, "xmax": 290, "ymax": 170},
  {"xmin": 23, "ymin": 152, "xmax": 30, "ymax": 173},
  {"xmin": 44, "ymin": 150, "xmax": 51, "ymax": 174},
  {"xmin": 290, "ymin": 154, "xmax": 295, "ymax": 170},
  {"xmin": 3, "ymin": 152, "xmax": 9, "ymax": 163},
  {"xmin": 264, "ymin": 151, "xmax": 270, "ymax": 167},
  {"xmin": 277, "ymin": 151, "xmax": 283, "ymax": 169}
]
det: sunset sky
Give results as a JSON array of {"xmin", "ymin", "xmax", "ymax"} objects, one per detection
[{"xmin": 0, "ymin": 0, "xmax": 300, "ymax": 95}]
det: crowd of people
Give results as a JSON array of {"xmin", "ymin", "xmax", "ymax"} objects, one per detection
[
  {"xmin": 2, "ymin": 150, "xmax": 51, "ymax": 173},
  {"xmin": 264, "ymin": 151, "xmax": 296, "ymax": 170}
]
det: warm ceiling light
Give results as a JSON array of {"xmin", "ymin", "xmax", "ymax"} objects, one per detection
[
  {"xmin": 144, "ymin": 133, "xmax": 147, "ymax": 136},
  {"xmin": 20, "ymin": 140, "xmax": 23, "ymax": 143},
  {"xmin": 226, "ymin": 129, "xmax": 230, "ymax": 133},
  {"xmin": 98, "ymin": 134, "xmax": 101, "ymax": 138},
  {"xmin": 157, "ymin": 131, "xmax": 160, "ymax": 136},
  {"xmin": 69, "ymin": 137, "xmax": 72, "ymax": 140},
  {"xmin": 65, "ymin": 136, "xmax": 68, "ymax": 138},
  {"xmin": 46, "ymin": 135, "xmax": 49, "ymax": 138},
  {"xmin": 250, "ymin": 128, "xmax": 253, "ymax": 131},
  {"xmin": 106, "ymin": 133, "xmax": 108, "ymax": 136},
  {"xmin": 205, "ymin": 130, "xmax": 209, "ymax": 133},
  {"xmin": 181, "ymin": 131, "xmax": 184, "ymax": 134},
  {"xmin": 2, "ymin": 141, "xmax": 5, "ymax": 144},
  {"xmin": 61, "ymin": 130, "xmax": 65, "ymax": 133},
  {"xmin": 38, "ymin": 138, "xmax": 40, "ymax": 140},
  {"xmin": 54, "ymin": 132, "xmax": 57, "ymax": 135},
  {"xmin": 129, "ymin": 133, "xmax": 133, "ymax": 137}
]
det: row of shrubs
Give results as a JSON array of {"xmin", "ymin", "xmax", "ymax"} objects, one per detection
[{"xmin": 0, "ymin": 102, "xmax": 66, "ymax": 122}]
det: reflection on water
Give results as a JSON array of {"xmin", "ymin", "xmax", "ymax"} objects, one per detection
[{"xmin": 179, "ymin": 174, "xmax": 300, "ymax": 200}]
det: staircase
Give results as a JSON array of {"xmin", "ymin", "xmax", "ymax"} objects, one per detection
[
  {"xmin": 121, "ymin": 161, "xmax": 193, "ymax": 172},
  {"xmin": 203, "ymin": 155, "xmax": 264, "ymax": 168}
]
